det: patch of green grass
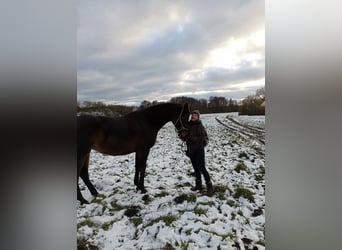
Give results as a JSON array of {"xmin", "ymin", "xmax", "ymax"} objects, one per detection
[
  {"xmin": 211, "ymin": 218, "xmax": 218, "ymax": 224},
  {"xmin": 256, "ymin": 239, "xmax": 265, "ymax": 246},
  {"xmin": 110, "ymin": 200, "xmax": 129, "ymax": 211},
  {"xmin": 101, "ymin": 222, "xmax": 110, "ymax": 231},
  {"xmin": 201, "ymin": 230, "xmax": 235, "ymax": 240},
  {"xmin": 101, "ymin": 205, "xmax": 107, "ymax": 214},
  {"xmin": 130, "ymin": 217, "xmax": 143, "ymax": 227},
  {"xmin": 217, "ymin": 192, "xmax": 226, "ymax": 200},
  {"xmin": 179, "ymin": 240, "xmax": 195, "ymax": 250},
  {"xmin": 197, "ymin": 201, "xmax": 216, "ymax": 207},
  {"xmin": 185, "ymin": 229, "xmax": 192, "ymax": 235},
  {"xmin": 260, "ymin": 166, "xmax": 265, "ymax": 175},
  {"xmin": 147, "ymin": 215, "xmax": 178, "ymax": 227},
  {"xmin": 238, "ymin": 152, "xmax": 249, "ymax": 159},
  {"xmin": 155, "ymin": 190, "xmax": 169, "ymax": 198},
  {"xmin": 222, "ymin": 233, "xmax": 235, "ymax": 240},
  {"xmin": 233, "ymin": 186, "xmax": 255, "ymax": 203},
  {"xmin": 231, "ymin": 212, "xmax": 236, "ymax": 220},
  {"xmin": 227, "ymin": 199, "xmax": 235, "ymax": 207},
  {"xmin": 214, "ymin": 184, "xmax": 232, "ymax": 193},
  {"xmin": 234, "ymin": 162, "xmax": 248, "ymax": 173},
  {"xmin": 180, "ymin": 240, "xmax": 188, "ymax": 250},
  {"xmin": 254, "ymin": 174, "xmax": 264, "ymax": 181},
  {"xmin": 237, "ymin": 209, "xmax": 243, "ymax": 216},
  {"xmin": 174, "ymin": 193, "xmax": 197, "ymax": 204},
  {"xmin": 175, "ymin": 183, "xmax": 184, "ymax": 188},
  {"xmin": 96, "ymin": 193, "xmax": 106, "ymax": 199},
  {"xmin": 194, "ymin": 207, "xmax": 208, "ymax": 216},
  {"xmin": 77, "ymin": 237, "xmax": 87, "ymax": 247},
  {"xmin": 92, "ymin": 193, "xmax": 106, "ymax": 203},
  {"xmin": 77, "ymin": 218, "xmax": 95, "ymax": 229},
  {"xmin": 77, "ymin": 237, "xmax": 99, "ymax": 250},
  {"xmin": 194, "ymin": 218, "xmax": 210, "ymax": 225},
  {"xmin": 101, "ymin": 220, "xmax": 118, "ymax": 231},
  {"xmin": 255, "ymin": 167, "xmax": 265, "ymax": 181},
  {"xmin": 188, "ymin": 193, "xmax": 197, "ymax": 202}
]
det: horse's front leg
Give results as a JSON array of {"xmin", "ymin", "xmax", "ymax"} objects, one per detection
[
  {"xmin": 135, "ymin": 149, "xmax": 150, "ymax": 193},
  {"xmin": 134, "ymin": 167, "xmax": 139, "ymax": 188},
  {"xmin": 77, "ymin": 149, "xmax": 92, "ymax": 204},
  {"xmin": 139, "ymin": 163, "xmax": 147, "ymax": 193}
]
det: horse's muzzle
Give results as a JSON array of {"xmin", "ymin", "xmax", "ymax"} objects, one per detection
[{"xmin": 178, "ymin": 129, "xmax": 189, "ymax": 141}]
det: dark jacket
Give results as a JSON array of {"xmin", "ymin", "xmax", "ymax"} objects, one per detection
[{"xmin": 187, "ymin": 120, "xmax": 208, "ymax": 150}]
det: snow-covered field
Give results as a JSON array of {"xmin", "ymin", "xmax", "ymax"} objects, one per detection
[{"xmin": 77, "ymin": 113, "xmax": 265, "ymax": 250}]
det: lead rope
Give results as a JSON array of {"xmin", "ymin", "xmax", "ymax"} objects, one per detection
[
  {"xmin": 174, "ymin": 103, "xmax": 188, "ymax": 133},
  {"xmin": 174, "ymin": 103, "xmax": 189, "ymax": 155}
]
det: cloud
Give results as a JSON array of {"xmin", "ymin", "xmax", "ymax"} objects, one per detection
[{"xmin": 77, "ymin": 0, "xmax": 264, "ymax": 105}]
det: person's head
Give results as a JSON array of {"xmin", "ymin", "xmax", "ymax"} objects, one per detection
[{"xmin": 190, "ymin": 110, "xmax": 200, "ymax": 122}]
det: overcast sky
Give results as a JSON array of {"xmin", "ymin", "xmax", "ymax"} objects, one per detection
[{"xmin": 77, "ymin": 0, "xmax": 264, "ymax": 106}]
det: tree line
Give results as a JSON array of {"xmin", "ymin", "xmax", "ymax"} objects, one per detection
[{"xmin": 77, "ymin": 87, "xmax": 265, "ymax": 116}]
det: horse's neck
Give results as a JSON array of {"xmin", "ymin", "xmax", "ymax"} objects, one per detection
[{"xmin": 147, "ymin": 105, "xmax": 178, "ymax": 131}]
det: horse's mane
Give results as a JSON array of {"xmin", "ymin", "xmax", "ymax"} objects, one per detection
[
  {"xmin": 139, "ymin": 102, "xmax": 180, "ymax": 113},
  {"xmin": 125, "ymin": 103, "xmax": 181, "ymax": 117}
]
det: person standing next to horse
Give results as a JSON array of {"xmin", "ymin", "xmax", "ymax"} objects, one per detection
[{"xmin": 186, "ymin": 110, "xmax": 214, "ymax": 196}]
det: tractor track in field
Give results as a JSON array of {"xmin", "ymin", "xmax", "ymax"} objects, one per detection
[
  {"xmin": 215, "ymin": 116, "xmax": 265, "ymax": 146},
  {"xmin": 226, "ymin": 117, "xmax": 265, "ymax": 135}
]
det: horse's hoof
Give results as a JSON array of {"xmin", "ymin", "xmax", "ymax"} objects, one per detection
[
  {"xmin": 79, "ymin": 199, "xmax": 89, "ymax": 205},
  {"xmin": 136, "ymin": 187, "xmax": 147, "ymax": 193}
]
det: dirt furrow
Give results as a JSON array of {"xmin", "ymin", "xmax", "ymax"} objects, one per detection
[
  {"xmin": 226, "ymin": 117, "xmax": 265, "ymax": 134},
  {"xmin": 215, "ymin": 117, "xmax": 265, "ymax": 145}
]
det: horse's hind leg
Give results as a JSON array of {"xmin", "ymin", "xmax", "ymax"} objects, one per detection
[
  {"xmin": 77, "ymin": 184, "xmax": 88, "ymax": 205},
  {"xmin": 80, "ymin": 153, "xmax": 99, "ymax": 197}
]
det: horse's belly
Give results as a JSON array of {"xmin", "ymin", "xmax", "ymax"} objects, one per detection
[{"xmin": 92, "ymin": 143, "xmax": 135, "ymax": 156}]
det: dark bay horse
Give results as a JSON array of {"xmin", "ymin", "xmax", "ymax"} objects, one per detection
[{"xmin": 77, "ymin": 103, "xmax": 190, "ymax": 204}]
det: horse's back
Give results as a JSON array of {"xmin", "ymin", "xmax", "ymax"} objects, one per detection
[
  {"xmin": 77, "ymin": 115, "xmax": 137, "ymax": 154},
  {"xmin": 95, "ymin": 115, "xmax": 152, "ymax": 154},
  {"xmin": 77, "ymin": 113, "xmax": 157, "ymax": 156}
]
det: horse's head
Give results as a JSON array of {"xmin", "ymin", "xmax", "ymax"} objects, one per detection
[{"xmin": 173, "ymin": 103, "xmax": 190, "ymax": 141}]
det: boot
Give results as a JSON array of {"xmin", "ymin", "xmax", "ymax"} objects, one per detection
[
  {"xmin": 191, "ymin": 179, "xmax": 202, "ymax": 191},
  {"xmin": 206, "ymin": 182, "xmax": 214, "ymax": 196}
]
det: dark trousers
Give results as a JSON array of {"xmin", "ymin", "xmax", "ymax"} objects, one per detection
[{"xmin": 189, "ymin": 147, "xmax": 211, "ymax": 184}]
